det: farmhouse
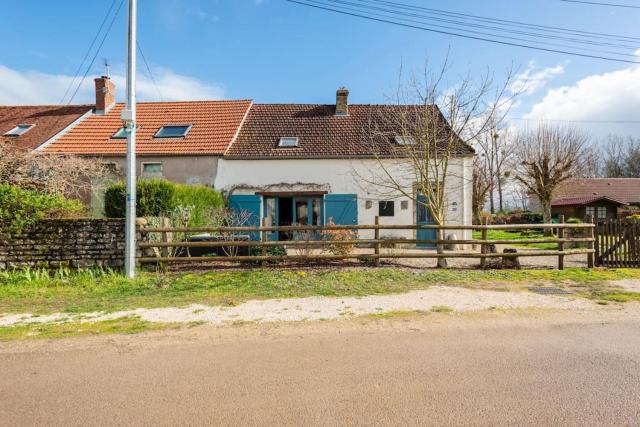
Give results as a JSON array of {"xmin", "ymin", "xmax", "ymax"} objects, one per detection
[{"xmin": 217, "ymin": 89, "xmax": 474, "ymax": 241}]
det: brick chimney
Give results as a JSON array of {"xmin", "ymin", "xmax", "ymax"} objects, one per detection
[
  {"xmin": 94, "ymin": 76, "xmax": 115, "ymax": 114},
  {"xmin": 335, "ymin": 87, "xmax": 349, "ymax": 116}
]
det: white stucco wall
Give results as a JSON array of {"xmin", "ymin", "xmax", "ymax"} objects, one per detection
[{"xmin": 215, "ymin": 157, "xmax": 473, "ymax": 243}]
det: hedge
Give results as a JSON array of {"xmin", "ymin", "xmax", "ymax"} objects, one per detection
[
  {"xmin": 0, "ymin": 184, "xmax": 86, "ymax": 233},
  {"xmin": 104, "ymin": 179, "xmax": 176, "ymax": 218},
  {"xmin": 104, "ymin": 180, "xmax": 223, "ymax": 225}
]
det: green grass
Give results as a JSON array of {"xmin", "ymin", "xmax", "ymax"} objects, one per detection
[
  {"xmin": 0, "ymin": 317, "xmax": 178, "ymax": 341},
  {"xmin": 1, "ymin": 267, "xmax": 640, "ymax": 315},
  {"xmin": 472, "ymin": 229, "xmax": 558, "ymax": 250},
  {"xmin": 595, "ymin": 292, "xmax": 640, "ymax": 303}
]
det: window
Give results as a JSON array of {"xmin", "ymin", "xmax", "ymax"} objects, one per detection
[
  {"xmin": 394, "ymin": 135, "xmax": 415, "ymax": 146},
  {"xmin": 400, "ymin": 200, "xmax": 409, "ymax": 210},
  {"xmin": 586, "ymin": 206, "xmax": 607, "ymax": 219},
  {"xmin": 278, "ymin": 137, "xmax": 299, "ymax": 148},
  {"xmin": 378, "ymin": 201, "xmax": 395, "ymax": 217},
  {"xmin": 142, "ymin": 163, "xmax": 162, "ymax": 174},
  {"xmin": 4, "ymin": 124, "xmax": 34, "ymax": 136},
  {"xmin": 112, "ymin": 128, "xmax": 127, "ymax": 139},
  {"xmin": 597, "ymin": 206, "xmax": 607, "ymax": 219},
  {"xmin": 154, "ymin": 125, "xmax": 191, "ymax": 138},
  {"xmin": 586, "ymin": 206, "xmax": 595, "ymax": 218}
]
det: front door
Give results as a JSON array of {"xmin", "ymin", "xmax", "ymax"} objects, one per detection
[
  {"xmin": 416, "ymin": 194, "xmax": 436, "ymax": 248},
  {"xmin": 264, "ymin": 196, "xmax": 323, "ymax": 241}
]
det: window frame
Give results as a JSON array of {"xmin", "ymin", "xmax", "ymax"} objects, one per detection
[
  {"xmin": 378, "ymin": 200, "xmax": 395, "ymax": 217},
  {"xmin": 153, "ymin": 124, "xmax": 192, "ymax": 138},
  {"xmin": 596, "ymin": 206, "xmax": 607, "ymax": 219},
  {"xmin": 142, "ymin": 162, "xmax": 163, "ymax": 174},
  {"xmin": 112, "ymin": 127, "xmax": 128, "ymax": 139},
  {"xmin": 4, "ymin": 124, "xmax": 35, "ymax": 137},
  {"xmin": 394, "ymin": 135, "xmax": 416, "ymax": 146},
  {"xmin": 277, "ymin": 137, "xmax": 299, "ymax": 148}
]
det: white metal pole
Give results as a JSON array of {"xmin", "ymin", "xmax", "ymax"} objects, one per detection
[{"xmin": 123, "ymin": 0, "xmax": 137, "ymax": 278}]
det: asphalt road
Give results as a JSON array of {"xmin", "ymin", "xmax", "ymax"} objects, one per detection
[{"xmin": 1, "ymin": 310, "xmax": 639, "ymax": 426}]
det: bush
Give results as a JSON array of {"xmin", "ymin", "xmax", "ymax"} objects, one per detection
[
  {"xmin": 172, "ymin": 184, "xmax": 224, "ymax": 226},
  {"xmin": 104, "ymin": 179, "xmax": 176, "ymax": 218},
  {"xmin": 627, "ymin": 214, "xmax": 640, "ymax": 221},
  {"xmin": 566, "ymin": 217, "xmax": 583, "ymax": 224},
  {"xmin": 491, "ymin": 210, "xmax": 543, "ymax": 225},
  {"xmin": 0, "ymin": 184, "xmax": 86, "ymax": 233}
]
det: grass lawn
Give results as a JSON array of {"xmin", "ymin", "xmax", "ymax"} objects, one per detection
[
  {"xmin": 1, "ymin": 267, "xmax": 640, "ymax": 315},
  {"xmin": 472, "ymin": 229, "xmax": 559, "ymax": 250}
]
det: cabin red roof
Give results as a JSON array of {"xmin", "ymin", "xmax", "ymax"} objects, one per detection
[
  {"xmin": 552, "ymin": 195, "xmax": 628, "ymax": 207},
  {"xmin": 553, "ymin": 178, "xmax": 640, "ymax": 205},
  {"xmin": 0, "ymin": 105, "xmax": 92, "ymax": 151},
  {"xmin": 43, "ymin": 100, "xmax": 252, "ymax": 156}
]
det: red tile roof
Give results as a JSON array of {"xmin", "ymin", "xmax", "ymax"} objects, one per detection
[
  {"xmin": 553, "ymin": 178, "xmax": 640, "ymax": 205},
  {"xmin": 0, "ymin": 105, "xmax": 92, "ymax": 151},
  {"xmin": 43, "ymin": 100, "xmax": 252, "ymax": 156},
  {"xmin": 224, "ymin": 104, "xmax": 473, "ymax": 159},
  {"xmin": 552, "ymin": 195, "xmax": 627, "ymax": 207}
]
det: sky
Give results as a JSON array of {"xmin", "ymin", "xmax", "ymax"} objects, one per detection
[{"xmin": 1, "ymin": 0, "xmax": 640, "ymax": 140}]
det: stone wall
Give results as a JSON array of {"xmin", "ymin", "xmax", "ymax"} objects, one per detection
[{"xmin": 0, "ymin": 219, "xmax": 127, "ymax": 270}]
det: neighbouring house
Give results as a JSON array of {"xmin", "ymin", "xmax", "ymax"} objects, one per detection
[
  {"xmin": 40, "ymin": 76, "xmax": 252, "ymax": 213},
  {"xmin": 1, "ymin": 104, "xmax": 93, "ymax": 151},
  {"xmin": 216, "ymin": 88, "xmax": 474, "ymax": 243},
  {"xmin": 529, "ymin": 178, "xmax": 640, "ymax": 220}
]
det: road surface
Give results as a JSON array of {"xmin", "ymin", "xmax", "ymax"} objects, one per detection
[{"xmin": 1, "ymin": 309, "xmax": 639, "ymax": 426}]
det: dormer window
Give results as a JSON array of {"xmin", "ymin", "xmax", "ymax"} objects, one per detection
[
  {"xmin": 154, "ymin": 125, "xmax": 191, "ymax": 138},
  {"xmin": 112, "ymin": 127, "xmax": 127, "ymax": 139},
  {"xmin": 278, "ymin": 137, "xmax": 299, "ymax": 148},
  {"xmin": 4, "ymin": 124, "xmax": 34, "ymax": 137},
  {"xmin": 394, "ymin": 135, "xmax": 415, "ymax": 146}
]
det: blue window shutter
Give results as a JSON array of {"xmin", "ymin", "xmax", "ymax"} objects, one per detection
[
  {"xmin": 228, "ymin": 194, "xmax": 261, "ymax": 240},
  {"xmin": 324, "ymin": 194, "xmax": 358, "ymax": 225}
]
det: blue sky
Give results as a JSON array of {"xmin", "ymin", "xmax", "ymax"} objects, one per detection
[{"xmin": 1, "ymin": 0, "xmax": 640, "ymax": 137}]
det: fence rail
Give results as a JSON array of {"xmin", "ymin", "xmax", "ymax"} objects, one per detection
[{"xmin": 137, "ymin": 216, "xmax": 595, "ymax": 270}]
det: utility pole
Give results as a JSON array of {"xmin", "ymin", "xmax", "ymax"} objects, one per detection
[{"xmin": 122, "ymin": 0, "xmax": 137, "ymax": 278}]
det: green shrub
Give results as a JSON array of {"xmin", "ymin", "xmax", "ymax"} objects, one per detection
[
  {"xmin": 566, "ymin": 217, "xmax": 583, "ymax": 224},
  {"xmin": 104, "ymin": 179, "xmax": 176, "ymax": 218},
  {"xmin": 172, "ymin": 184, "xmax": 224, "ymax": 226},
  {"xmin": 0, "ymin": 184, "xmax": 86, "ymax": 233}
]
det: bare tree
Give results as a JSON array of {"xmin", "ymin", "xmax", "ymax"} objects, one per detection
[
  {"xmin": 602, "ymin": 135, "xmax": 640, "ymax": 178},
  {"xmin": 358, "ymin": 60, "xmax": 515, "ymax": 267},
  {"xmin": 474, "ymin": 125, "xmax": 514, "ymax": 214},
  {"xmin": 0, "ymin": 143, "xmax": 108, "ymax": 199},
  {"xmin": 513, "ymin": 124, "xmax": 589, "ymax": 233},
  {"xmin": 472, "ymin": 155, "xmax": 492, "ymax": 224}
]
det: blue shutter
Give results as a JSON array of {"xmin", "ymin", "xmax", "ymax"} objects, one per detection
[
  {"xmin": 324, "ymin": 194, "xmax": 358, "ymax": 225},
  {"xmin": 228, "ymin": 194, "xmax": 261, "ymax": 240}
]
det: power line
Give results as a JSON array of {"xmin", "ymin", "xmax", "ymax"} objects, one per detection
[
  {"xmin": 368, "ymin": 0, "xmax": 640, "ymax": 42},
  {"xmin": 59, "ymin": 0, "xmax": 119, "ymax": 105},
  {"xmin": 507, "ymin": 117, "xmax": 640, "ymax": 124},
  {"xmin": 137, "ymin": 41, "xmax": 163, "ymax": 101},
  {"xmin": 326, "ymin": 0, "xmax": 639, "ymax": 56},
  {"xmin": 560, "ymin": 0, "xmax": 640, "ymax": 9},
  {"xmin": 66, "ymin": 0, "xmax": 125, "ymax": 105},
  {"xmin": 287, "ymin": 0, "xmax": 640, "ymax": 64}
]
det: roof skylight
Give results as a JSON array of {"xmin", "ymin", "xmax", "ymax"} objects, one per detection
[
  {"xmin": 154, "ymin": 125, "xmax": 192, "ymax": 138},
  {"xmin": 112, "ymin": 127, "xmax": 127, "ymax": 139},
  {"xmin": 277, "ymin": 137, "xmax": 299, "ymax": 148},
  {"xmin": 4, "ymin": 124, "xmax": 34, "ymax": 137},
  {"xmin": 394, "ymin": 135, "xmax": 416, "ymax": 146}
]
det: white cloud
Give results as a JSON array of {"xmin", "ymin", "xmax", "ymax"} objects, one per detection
[
  {"xmin": 0, "ymin": 64, "xmax": 224, "ymax": 105},
  {"xmin": 510, "ymin": 61, "xmax": 565, "ymax": 96},
  {"xmin": 523, "ymin": 64, "xmax": 640, "ymax": 137}
]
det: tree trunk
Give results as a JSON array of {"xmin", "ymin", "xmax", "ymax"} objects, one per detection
[
  {"xmin": 489, "ymin": 183, "xmax": 495, "ymax": 214},
  {"xmin": 542, "ymin": 200, "xmax": 553, "ymax": 237},
  {"xmin": 498, "ymin": 178, "xmax": 504, "ymax": 212},
  {"xmin": 436, "ymin": 228, "xmax": 448, "ymax": 268}
]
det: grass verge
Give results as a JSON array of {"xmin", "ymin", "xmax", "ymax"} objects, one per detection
[
  {"xmin": 1, "ymin": 267, "xmax": 640, "ymax": 315},
  {"xmin": 0, "ymin": 316, "xmax": 179, "ymax": 341},
  {"xmin": 472, "ymin": 229, "xmax": 558, "ymax": 250}
]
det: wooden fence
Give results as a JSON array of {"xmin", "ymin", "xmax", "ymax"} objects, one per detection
[
  {"xmin": 595, "ymin": 219, "xmax": 640, "ymax": 268},
  {"xmin": 137, "ymin": 217, "xmax": 595, "ymax": 270}
]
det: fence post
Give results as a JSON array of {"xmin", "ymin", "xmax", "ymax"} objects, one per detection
[
  {"xmin": 587, "ymin": 214, "xmax": 595, "ymax": 268},
  {"xmin": 480, "ymin": 217, "xmax": 488, "ymax": 269},
  {"xmin": 558, "ymin": 215, "xmax": 565, "ymax": 270},
  {"xmin": 374, "ymin": 216, "xmax": 380, "ymax": 266},
  {"xmin": 261, "ymin": 217, "xmax": 269, "ymax": 265},
  {"xmin": 161, "ymin": 216, "xmax": 170, "ymax": 258}
]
